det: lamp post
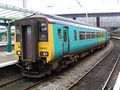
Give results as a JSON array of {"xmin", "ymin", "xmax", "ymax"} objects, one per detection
[
  {"xmin": 75, "ymin": 0, "xmax": 88, "ymax": 24},
  {"xmin": 23, "ymin": 0, "xmax": 27, "ymax": 8},
  {"xmin": 117, "ymin": 0, "xmax": 120, "ymax": 11},
  {"xmin": 117, "ymin": 0, "xmax": 120, "ymax": 29}
]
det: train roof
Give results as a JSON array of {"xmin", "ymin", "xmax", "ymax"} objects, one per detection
[{"xmin": 25, "ymin": 14, "xmax": 107, "ymax": 32}]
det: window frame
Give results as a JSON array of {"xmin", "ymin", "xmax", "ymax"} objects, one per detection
[
  {"xmin": 38, "ymin": 22, "xmax": 48, "ymax": 42},
  {"xmin": 79, "ymin": 31, "xmax": 85, "ymax": 40},
  {"xmin": 63, "ymin": 30, "xmax": 67, "ymax": 42},
  {"xmin": 86, "ymin": 32, "xmax": 91, "ymax": 39},
  {"xmin": 58, "ymin": 29, "xmax": 62, "ymax": 40},
  {"xmin": 74, "ymin": 30, "xmax": 77, "ymax": 40}
]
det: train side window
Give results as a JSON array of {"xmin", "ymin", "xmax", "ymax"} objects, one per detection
[
  {"xmin": 95, "ymin": 32, "xmax": 97, "ymax": 38},
  {"xmin": 100, "ymin": 32, "xmax": 103, "ymax": 37},
  {"xmin": 86, "ymin": 32, "xmax": 90, "ymax": 39},
  {"xmin": 98, "ymin": 32, "xmax": 100, "ymax": 37},
  {"xmin": 63, "ymin": 30, "xmax": 67, "ymax": 41},
  {"xmin": 58, "ymin": 29, "xmax": 62, "ymax": 39},
  {"xmin": 74, "ymin": 30, "xmax": 77, "ymax": 40},
  {"xmin": 16, "ymin": 28, "xmax": 21, "ymax": 42},
  {"xmin": 96, "ymin": 32, "xmax": 97, "ymax": 38},
  {"xmin": 91, "ymin": 32, "xmax": 95, "ymax": 38},
  {"xmin": 94, "ymin": 32, "xmax": 96, "ymax": 38},
  {"xmin": 103, "ymin": 32, "xmax": 104, "ymax": 37},
  {"xmin": 79, "ymin": 31, "xmax": 85, "ymax": 40},
  {"xmin": 96, "ymin": 32, "xmax": 99, "ymax": 38}
]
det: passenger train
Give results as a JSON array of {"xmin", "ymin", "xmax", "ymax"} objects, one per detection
[
  {"xmin": 111, "ymin": 29, "xmax": 120, "ymax": 37},
  {"xmin": 15, "ymin": 14, "xmax": 110, "ymax": 77}
]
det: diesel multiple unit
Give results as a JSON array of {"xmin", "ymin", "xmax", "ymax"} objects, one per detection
[{"xmin": 15, "ymin": 15, "xmax": 110, "ymax": 77}]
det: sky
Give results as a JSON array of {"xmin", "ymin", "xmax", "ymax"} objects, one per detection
[{"xmin": 0, "ymin": 0, "xmax": 120, "ymax": 14}]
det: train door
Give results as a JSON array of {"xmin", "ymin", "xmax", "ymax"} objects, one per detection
[
  {"xmin": 63, "ymin": 27, "xmax": 69, "ymax": 55},
  {"xmin": 22, "ymin": 25, "xmax": 33, "ymax": 59},
  {"xmin": 21, "ymin": 20, "xmax": 38, "ymax": 62},
  {"xmin": 105, "ymin": 32, "xmax": 109, "ymax": 41}
]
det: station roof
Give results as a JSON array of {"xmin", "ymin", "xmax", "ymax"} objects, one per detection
[
  {"xmin": 58, "ymin": 12, "xmax": 120, "ymax": 18},
  {"xmin": 0, "ymin": 3, "xmax": 41, "ymax": 22}
]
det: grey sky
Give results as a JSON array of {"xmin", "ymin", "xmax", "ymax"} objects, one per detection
[{"xmin": 0, "ymin": 0, "xmax": 119, "ymax": 14}]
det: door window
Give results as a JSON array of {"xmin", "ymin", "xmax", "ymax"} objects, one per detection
[
  {"xmin": 63, "ymin": 30, "xmax": 67, "ymax": 41},
  {"xmin": 74, "ymin": 30, "xmax": 77, "ymax": 40},
  {"xmin": 58, "ymin": 29, "xmax": 62, "ymax": 39}
]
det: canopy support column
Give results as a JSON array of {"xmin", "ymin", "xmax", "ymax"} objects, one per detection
[
  {"xmin": 6, "ymin": 22, "xmax": 12, "ymax": 52},
  {"xmin": 0, "ymin": 33, "xmax": 2, "ymax": 41}
]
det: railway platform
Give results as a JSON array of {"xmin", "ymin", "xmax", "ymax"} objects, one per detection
[
  {"xmin": 0, "ymin": 42, "xmax": 14, "ymax": 52},
  {"xmin": 0, "ymin": 51, "xmax": 17, "ymax": 68},
  {"xmin": 0, "ymin": 42, "xmax": 14, "ymax": 46},
  {"xmin": 111, "ymin": 37, "xmax": 120, "ymax": 40}
]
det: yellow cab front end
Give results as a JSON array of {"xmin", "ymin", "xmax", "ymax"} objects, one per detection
[{"xmin": 14, "ymin": 17, "xmax": 54, "ymax": 77}]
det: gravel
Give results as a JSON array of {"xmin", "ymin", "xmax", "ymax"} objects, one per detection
[{"xmin": 34, "ymin": 41, "xmax": 113, "ymax": 90}]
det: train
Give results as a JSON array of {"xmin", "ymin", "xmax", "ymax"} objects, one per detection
[
  {"xmin": 110, "ymin": 28, "xmax": 120, "ymax": 37},
  {"xmin": 15, "ymin": 14, "xmax": 110, "ymax": 77}
]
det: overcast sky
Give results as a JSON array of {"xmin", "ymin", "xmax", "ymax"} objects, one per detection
[{"xmin": 0, "ymin": 0, "xmax": 120, "ymax": 14}]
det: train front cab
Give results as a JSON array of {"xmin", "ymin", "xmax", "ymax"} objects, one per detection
[{"xmin": 15, "ymin": 18, "xmax": 54, "ymax": 77}]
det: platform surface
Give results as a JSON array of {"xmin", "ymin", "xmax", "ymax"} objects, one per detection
[
  {"xmin": 0, "ymin": 51, "xmax": 17, "ymax": 68},
  {"xmin": 0, "ymin": 42, "xmax": 14, "ymax": 46}
]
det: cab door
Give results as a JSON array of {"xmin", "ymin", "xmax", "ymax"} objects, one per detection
[
  {"xmin": 63, "ymin": 27, "xmax": 69, "ymax": 55},
  {"xmin": 22, "ymin": 25, "xmax": 33, "ymax": 59},
  {"xmin": 20, "ymin": 19, "xmax": 38, "ymax": 62}
]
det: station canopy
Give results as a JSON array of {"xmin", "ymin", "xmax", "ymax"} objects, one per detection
[
  {"xmin": 0, "ymin": 3, "xmax": 41, "ymax": 22},
  {"xmin": 0, "ymin": 3, "xmax": 78, "ymax": 26}
]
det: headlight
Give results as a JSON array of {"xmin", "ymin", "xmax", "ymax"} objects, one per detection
[
  {"xmin": 16, "ymin": 51, "xmax": 21, "ymax": 55},
  {"xmin": 40, "ymin": 52, "xmax": 48, "ymax": 56}
]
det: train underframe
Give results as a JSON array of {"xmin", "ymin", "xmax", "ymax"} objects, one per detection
[{"xmin": 17, "ymin": 42, "xmax": 108, "ymax": 78}]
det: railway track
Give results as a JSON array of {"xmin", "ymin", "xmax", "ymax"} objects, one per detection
[
  {"xmin": 68, "ymin": 39, "xmax": 120, "ymax": 90},
  {"xmin": 0, "ymin": 40, "xmax": 115, "ymax": 90},
  {"xmin": 0, "ymin": 77, "xmax": 24, "ymax": 88},
  {"xmin": 0, "ymin": 76, "xmax": 42, "ymax": 90},
  {"xmin": 0, "ymin": 71, "xmax": 61, "ymax": 90},
  {"xmin": 102, "ymin": 54, "xmax": 120, "ymax": 90},
  {"xmin": 0, "ymin": 64, "xmax": 61, "ymax": 90}
]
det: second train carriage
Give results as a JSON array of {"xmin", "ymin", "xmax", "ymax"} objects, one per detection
[
  {"xmin": 111, "ymin": 29, "xmax": 120, "ymax": 37},
  {"xmin": 15, "ymin": 15, "xmax": 110, "ymax": 77}
]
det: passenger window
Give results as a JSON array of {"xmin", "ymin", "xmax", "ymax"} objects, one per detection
[
  {"xmin": 91, "ymin": 32, "xmax": 95, "ymax": 38},
  {"xmin": 100, "ymin": 32, "xmax": 103, "ymax": 37},
  {"xmin": 74, "ymin": 30, "xmax": 77, "ymax": 40},
  {"xmin": 96, "ymin": 32, "xmax": 99, "ymax": 38},
  {"xmin": 63, "ymin": 30, "xmax": 67, "ymax": 41},
  {"xmin": 98, "ymin": 32, "xmax": 100, "ymax": 37},
  {"xmin": 94, "ymin": 32, "xmax": 96, "ymax": 38},
  {"xmin": 86, "ymin": 32, "xmax": 90, "ymax": 39},
  {"xmin": 103, "ymin": 33, "xmax": 104, "ymax": 37},
  {"xmin": 91, "ymin": 32, "xmax": 94, "ymax": 38},
  {"xmin": 58, "ymin": 29, "xmax": 62, "ymax": 39},
  {"xmin": 79, "ymin": 31, "xmax": 85, "ymax": 40}
]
